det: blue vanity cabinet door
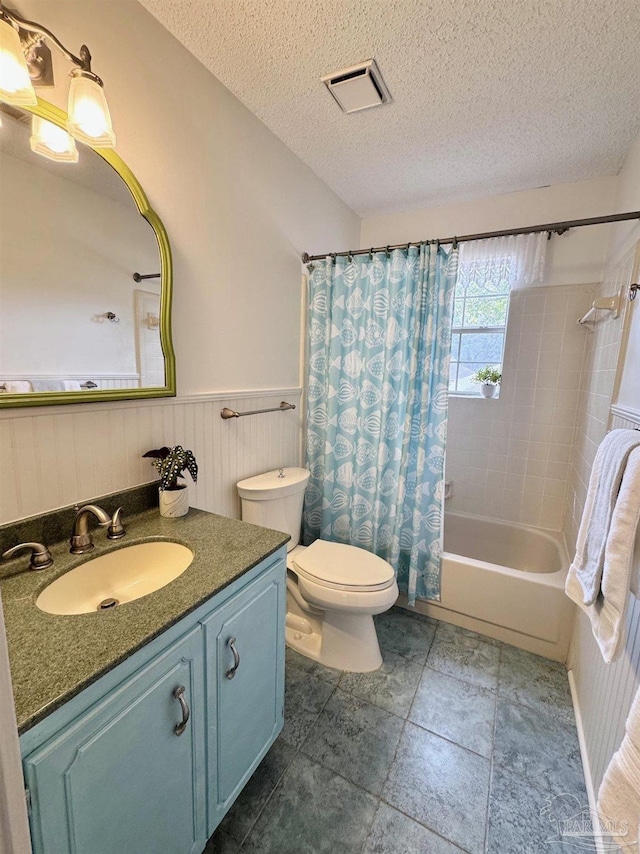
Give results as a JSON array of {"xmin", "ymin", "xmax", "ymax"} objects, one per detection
[
  {"xmin": 23, "ymin": 627, "xmax": 207, "ymax": 854},
  {"xmin": 204, "ymin": 557, "xmax": 286, "ymax": 833}
]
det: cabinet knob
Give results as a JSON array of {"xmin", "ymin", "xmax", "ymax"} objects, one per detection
[
  {"xmin": 226, "ymin": 637, "xmax": 241, "ymax": 679},
  {"xmin": 173, "ymin": 685, "xmax": 190, "ymax": 736}
]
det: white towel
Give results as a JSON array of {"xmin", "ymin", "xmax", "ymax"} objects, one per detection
[
  {"xmin": 630, "ymin": 522, "xmax": 640, "ymax": 599},
  {"xmin": 597, "ymin": 685, "xmax": 640, "ymax": 852},
  {"xmin": 1, "ymin": 381, "xmax": 32, "ymax": 393},
  {"xmin": 572, "ymin": 429, "xmax": 640, "ymax": 605},
  {"xmin": 566, "ymin": 446, "xmax": 640, "ymax": 663},
  {"xmin": 30, "ymin": 380, "xmax": 66, "ymax": 392},
  {"xmin": 62, "ymin": 380, "xmax": 82, "ymax": 391}
]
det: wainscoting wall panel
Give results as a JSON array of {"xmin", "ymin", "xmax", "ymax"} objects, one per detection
[
  {"xmin": 569, "ymin": 405, "xmax": 640, "ymax": 793},
  {"xmin": 0, "ymin": 389, "xmax": 302, "ymax": 525}
]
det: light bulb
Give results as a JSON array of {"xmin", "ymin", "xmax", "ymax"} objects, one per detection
[
  {"xmin": 30, "ymin": 115, "xmax": 78, "ymax": 162},
  {"xmin": 67, "ymin": 69, "xmax": 115, "ymax": 148},
  {"xmin": 0, "ymin": 17, "xmax": 37, "ymax": 106}
]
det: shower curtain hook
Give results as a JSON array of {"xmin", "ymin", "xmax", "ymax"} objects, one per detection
[
  {"xmin": 348, "ymin": 250, "xmax": 353, "ymax": 262},
  {"xmin": 369, "ymin": 247, "xmax": 374, "ymax": 260},
  {"xmin": 385, "ymin": 245, "xmax": 390, "ymax": 259},
  {"xmin": 452, "ymin": 236, "xmax": 458, "ymax": 250}
]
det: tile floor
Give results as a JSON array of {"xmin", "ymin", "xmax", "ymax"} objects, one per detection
[{"xmin": 207, "ymin": 608, "xmax": 589, "ymax": 854}]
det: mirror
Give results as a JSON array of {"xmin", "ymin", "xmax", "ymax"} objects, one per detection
[{"xmin": 0, "ymin": 99, "xmax": 175, "ymax": 407}]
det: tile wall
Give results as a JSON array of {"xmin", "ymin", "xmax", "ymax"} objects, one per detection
[
  {"xmin": 564, "ymin": 252, "xmax": 637, "ymax": 553},
  {"xmin": 446, "ymin": 283, "xmax": 596, "ymax": 531}
]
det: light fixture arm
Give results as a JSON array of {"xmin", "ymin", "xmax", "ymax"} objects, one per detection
[{"xmin": 0, "ymin": 4, "xmax": 93, "ymax": 73}]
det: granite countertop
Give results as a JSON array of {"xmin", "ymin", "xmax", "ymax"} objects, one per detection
[{"xmin": 0, "ymin": 507, "xmax": 289, "ymax": 734}]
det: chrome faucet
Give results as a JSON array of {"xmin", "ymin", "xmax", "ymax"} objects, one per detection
[
  {"xmin": 70, "ymin": 505, "xmax": 126, "ymax": 554},
  {"xmin": 2, "ymin": 542, "xmax": 53, "ymax": 570}
]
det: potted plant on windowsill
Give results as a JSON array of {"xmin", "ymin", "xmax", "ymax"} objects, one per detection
[
  {"xmin": 472, "ymin": 366, "xmax": 502, "ymax": 399},
  {"xmin": 143, "ymin": 445, "xmax": 198, "ymax": 518}
]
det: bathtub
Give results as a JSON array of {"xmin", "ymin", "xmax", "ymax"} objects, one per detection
[{"xmin": 400, "ymin": 512, "xmax": 575, "ymax": 661}]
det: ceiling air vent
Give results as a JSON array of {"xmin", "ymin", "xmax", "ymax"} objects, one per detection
[{"xmin": 321, "ymin": 59, "xmax": 391, "ymax": 114}]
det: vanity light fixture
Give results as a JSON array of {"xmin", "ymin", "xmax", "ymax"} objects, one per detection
[
  {"xmin": 0, "ymin": 4, "xmax": 115, "ymax": 148},
  {"xmin": 30, "ymin": 114, "xmax": 78, "ymax": 162},
  {"xmin": 0, "ymin": 14, "xmax": 36, "ymax": 106}
]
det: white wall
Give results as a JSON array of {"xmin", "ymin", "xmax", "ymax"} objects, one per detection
[
  {"xmin": 0, "ymin": 0, "xmax": 359, "ymax": 525},
  {"xmin": 610, "ymin": 127, "xmax": 640, "ymax": 416},
  {"xmin": 606, "ymin": 128, "xmax": 640, "ymax": 268},
  {"xmin": 17, "ymin": 0, "xmax": 359, "ymax": 396},
  {"xmin": 361, "ymin": 177, "xmax": 618, "ymax": 286}
]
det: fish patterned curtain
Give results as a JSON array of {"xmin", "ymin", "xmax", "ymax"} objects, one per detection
[{"xmin": 303, "ymin": 244, "xmax": 459, "ymax": 604}]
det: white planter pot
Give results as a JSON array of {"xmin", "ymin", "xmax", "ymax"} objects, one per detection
[
  {"xmin": 159, "ymin": 486, "xmax": 189, "ymax": 518},
  {"xmin": 480, "ymin": 383, "xmax": 498, "ymax": 399}
]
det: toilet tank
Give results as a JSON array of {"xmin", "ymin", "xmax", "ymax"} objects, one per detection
[{"xmin": 237, "ymin": 467, "xmax": 310, "ymax": 551}]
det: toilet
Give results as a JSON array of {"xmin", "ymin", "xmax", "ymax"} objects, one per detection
[{"xmin": 237, "ymin": 467, "xmax": 398, "ymax": 672}]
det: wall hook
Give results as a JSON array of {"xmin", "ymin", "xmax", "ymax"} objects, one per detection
[{"xmin": 105, "ymin": 312, "xmax": 120, "ymax": 323}]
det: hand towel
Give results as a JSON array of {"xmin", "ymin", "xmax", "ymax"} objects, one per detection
[
  {"xmin": 597, "ymin": 684, "xmax": 640, "ymax": 852},
  {"xmin": 62, "ymin": 380, "xmax": 82, "ymax": 391},
  {"xmin": 565, "ymin": 446, "xmax": 640, "ymax": 663},
  {"xmin": 30, "ymin": 380, "xmax": 66, "ymax": 392},
  {"xmin": 1, "ymin": 381, "xmax": 32, "ymax": 393},
  {"xmin": 571, "ymin": 429, "xmax": 640, "ymax": 605}
]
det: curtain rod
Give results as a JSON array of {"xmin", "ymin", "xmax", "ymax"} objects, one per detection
[{"xmin": 301, "ymin": 210, "xmax": 640, "ymax": 264}]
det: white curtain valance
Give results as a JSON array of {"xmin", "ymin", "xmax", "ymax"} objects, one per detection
[{"xmin": 457, "ymin": 232, "xmax": 548, "ymax": 291}]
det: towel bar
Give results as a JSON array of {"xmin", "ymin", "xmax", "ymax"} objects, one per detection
[
  {"xmin": 577, "ymin": 287, "xmax": 626, "ymax": 328},
  {"xmin": 220, "ymin": 401, "xmax": 296, "ymax": 419}
]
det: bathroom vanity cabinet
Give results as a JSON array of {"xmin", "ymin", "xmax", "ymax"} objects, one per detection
[{"xmin": 19, "ymin": 550, "xmax": 286, "ymax": 854}]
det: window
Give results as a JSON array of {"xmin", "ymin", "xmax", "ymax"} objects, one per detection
[
  {"xmin": 449, "ymin": 256, "xmax": 510, "ymax": 394},
  {"xmin": 448, "ymin": 233, "xmax": 547, "ymax": 395}
]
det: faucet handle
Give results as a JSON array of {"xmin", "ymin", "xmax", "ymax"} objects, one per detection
[
  {"xmin": 107, "ymin": 507, "xmax": 126, "ymax": 540},
  {"xmin": 2, "ymin": 543, "xmax": 53, "ymax": 571}
]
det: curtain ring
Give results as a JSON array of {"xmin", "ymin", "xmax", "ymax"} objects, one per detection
[
  {"xmin": 348, "ymin": 250, "xmax": 353, "ymax": 262},
  {"xmin": 385, "ymin": 245, "xmax": 391, "ymax": 258},
  {"xmin": 452, "ymin": 236, "xmax": 458, "ymax": 250},
  {"xmin": 331, "ymin": 253, "xmax": 337, "ymax": 264},
  {"xmin": 369, "ymin": 247, "xmax": 374, "ymax": 260}
]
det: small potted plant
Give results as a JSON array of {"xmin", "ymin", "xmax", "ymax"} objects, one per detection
[
  {"xmin": 143, "ymin": 445, "xmax": 198, "ymax": 518},
  {"xmin": 472, "ymin": 366, "xmax": 502, "ymax": 399}
]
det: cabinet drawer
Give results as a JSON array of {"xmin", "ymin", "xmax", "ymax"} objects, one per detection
[{"xmin": 24, "ymin": 627, "xmax": 207, "ymax": 854}]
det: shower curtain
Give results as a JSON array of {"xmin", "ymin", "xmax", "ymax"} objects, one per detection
[{"xmin": 303, "ymin": 243, "xmax": 459, "ymax": 605}]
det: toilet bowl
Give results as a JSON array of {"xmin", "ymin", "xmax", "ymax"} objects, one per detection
[{"xmin": 237, "ymin": 467, "xmax": 398, "ymax": 672}]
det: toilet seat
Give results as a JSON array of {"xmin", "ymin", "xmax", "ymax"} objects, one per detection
[{"xmin": 292, "ymin": 540, "xmax": 395, "ymax": 592}]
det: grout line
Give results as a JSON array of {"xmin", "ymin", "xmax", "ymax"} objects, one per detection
[{"xmin": 483, "ymin": 641, "xmax": 503, "ymax": 852}]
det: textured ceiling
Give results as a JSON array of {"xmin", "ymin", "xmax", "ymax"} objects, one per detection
[{"xmin": 139, "ymin": 0, "xmax": 640, "ymax": 217}]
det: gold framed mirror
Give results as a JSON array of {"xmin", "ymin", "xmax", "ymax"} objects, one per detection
[{"xmin": 0, "ymin": 97, "xmax": 176, "ymax": 408}]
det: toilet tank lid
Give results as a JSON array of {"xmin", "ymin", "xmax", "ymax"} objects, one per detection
[{"xmin": 237, "ymin": 467, "xmax": 310, "ymax": 500}]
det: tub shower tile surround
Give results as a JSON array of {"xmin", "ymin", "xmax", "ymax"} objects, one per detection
[
  {"xmin": 565, "ymin": 265, "xmax": 633, "ymax": 554},
  {"xmin": 209, "ymin": 608, "xmax": 589, "ymax": 853},
  {"xmin": 446, "ymin": 282, "xmax": 596, "ymax": 530}
]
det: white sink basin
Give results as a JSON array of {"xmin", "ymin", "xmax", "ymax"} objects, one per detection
[{"xmin": 36, "ymin": 542, "xmax": 194, "ymax": 615}]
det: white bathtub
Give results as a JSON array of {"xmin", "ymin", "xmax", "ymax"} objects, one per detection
[{"xmin": 401, "ymin": 512, "xmax": 575, "ymax": 661}]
